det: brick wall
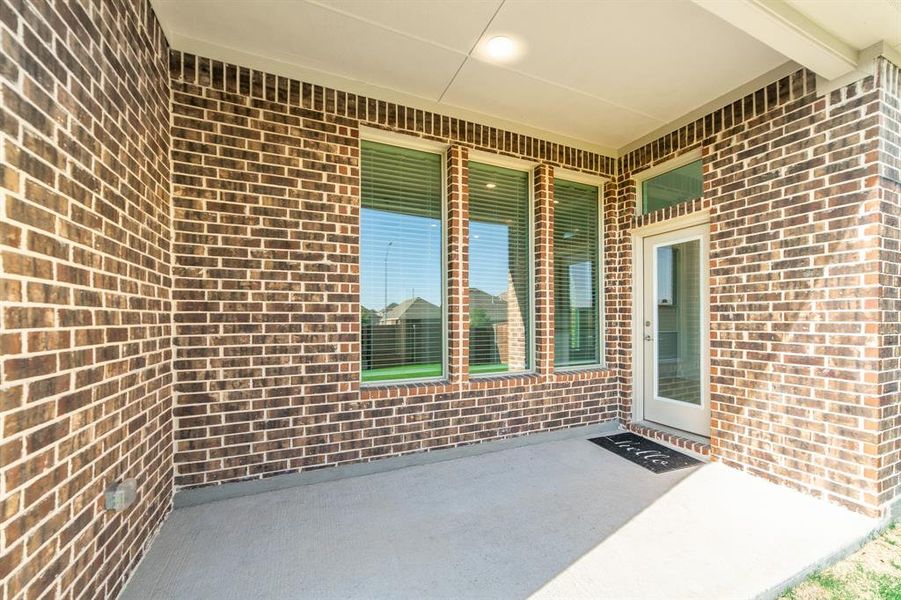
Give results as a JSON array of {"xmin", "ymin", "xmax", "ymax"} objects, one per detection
[
  {"xmin": 876, "ymin": 57, "xmax": 901, "ymax": 510},
  {"xmin": 2, "ymin": 15, "xmax": 900, "ymax": 598},
  {"xmin": 168, "ymin": 50, "xmax": 621, "ymax": 489},
  {"xmin": 167, "ymin": 50, "xmax": 901, "ymax": 517},
  {"xmin": 0, "ymin": 1, "xmax": 171, "ymax": 598},
  {"xmin": 620, "ymin": 65, "xmax": 894, "ymax": 516}
]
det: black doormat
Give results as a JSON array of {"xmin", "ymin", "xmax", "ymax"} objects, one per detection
[{"xmin": 589, "ymin": 433, "xmax": 701, "ymax": 474}]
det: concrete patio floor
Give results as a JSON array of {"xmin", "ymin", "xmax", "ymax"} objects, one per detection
[{"xmin": 122, "ymin": 430, "xmax": 878, "ymax": 599}]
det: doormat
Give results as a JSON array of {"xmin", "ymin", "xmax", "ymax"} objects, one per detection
[{"xmin": 588, "ymin": 433, "xmax": 701, "ymax": 474}]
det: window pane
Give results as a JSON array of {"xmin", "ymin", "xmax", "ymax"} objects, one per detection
[
  {"xmin": 641, "ymin": 160, "xmax": 702, "ymax": 214},
  {"xmin": 656, "ymin": 240, "xmax": 701, "ymax": 405},
  {"xmin": 554, "ymin": 179, "xmax": 601, "ymax": 367},
  {"xmin": 468, "ymin": 162, "xmax": 531, "ymax": 374},
  {"xmin": 361, "ymin": 141, "xmax": 443, "ymax": 383}
]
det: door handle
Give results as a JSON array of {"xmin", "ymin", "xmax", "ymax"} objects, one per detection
[{"xmin": 644, "ymin": 334, "xmax": 653, "ymax": 342}]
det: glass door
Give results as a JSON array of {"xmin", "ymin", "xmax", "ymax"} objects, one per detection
[{"xmin": 642, "ymin": 224, "xmax": 710, "ymax": 436}]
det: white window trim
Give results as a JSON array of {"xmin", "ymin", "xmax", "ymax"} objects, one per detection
[
  {"xmin": 360, "ymin": 125, "xmax": 448, "ymax": 154},
  {"xmin": 554, "ymin": 167, "xmax": 609, "ymax": 188},
  {"xmin": 553, "ymin": 174, "xmax": 607, "ymax": 372},
  {"xmin": 468, "ymin": 149, "xmax": 539, "ymax": 172},
  {"xmin": 359, "ymin": 132, "xmax": 450, "ymax": 387},
  {"xmin": 633, "ymin": 149, "xmax": 703, "ymax": 216},
  {"xmin": 467, "ymin": 153, "xmax": 537, "ymax": 378}
]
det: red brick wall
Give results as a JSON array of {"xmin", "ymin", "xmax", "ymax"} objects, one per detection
[
  {"xmin": 168, "ymin": 50, "xmax": 622, "ymax": 489},
  {"xmin": 876, "ymin": 57, "xmax": 901, "ymax": 510},
  {"xmin": 620, "ymin": 65, "xmax": 893, "ymax": 516},
  {"xmin": 3, "ymin": 23, "xmax": 899, "ymax": 600},
  {"xmin": 167, "ymin": 50, "xmax": 901, "ymax": 517},
  {"xmin": 0, "ymin": 1, "xmax": 172, "ymax": 598}
]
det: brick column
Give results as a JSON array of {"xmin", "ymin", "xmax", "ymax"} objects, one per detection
[
  {"xmin": 447, "ymin": 146, "xmax": 469, "ymax": 384},
  {"xmin": 534, "ymin": 163, "xmax": 554, "ymax": 375}
]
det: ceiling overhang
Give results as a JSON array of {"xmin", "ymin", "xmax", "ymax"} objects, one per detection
[
  {"xmin": 691, "ymin": 0, "xmax": 901, "ymax": 97},
  {"xmin": 691, "ymin": 0, "xmax": 859, "ymax": 80},
  {"xmin": 163, "ymin": 32, "xmax": 623, "ymax": 158},
  {"xmin": 153, "ymin": 0, "xmax": 901, "ymax": 159}
]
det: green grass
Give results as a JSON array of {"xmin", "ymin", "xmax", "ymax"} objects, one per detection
[
  {"xmin": 808, "ymin": 572, "xmax": 851, "ymax": 599},
  {"xmin": 782, "ymin": 570, "xmax": 858, "ymax": 600},
  {"xmin": 876, "ymin": 573, "xmax": 901, "ymax": 600},
  {"xmin": 470, "ymin": 362, "xmax": 509, "ymax": 375},
  {"xmin": 362, "ymin": 363, "xmax": 442, "ymax": 382},
  {"xmin": 361, "ymin": 362, "xmax": 510, "ymax": 382}
]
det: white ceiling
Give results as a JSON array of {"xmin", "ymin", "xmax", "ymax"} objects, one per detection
[
  {"xmin": 786, "ymin": 0, "xmax": 901, "ymax": 51},
  {"xmin": 151, "ymin": 0, "xmax": 899, "ymax": 155}
]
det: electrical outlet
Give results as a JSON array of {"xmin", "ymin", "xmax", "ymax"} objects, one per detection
[{"xmin": 105, "ymin": 479, "xmax": 137, "ymax": 511}]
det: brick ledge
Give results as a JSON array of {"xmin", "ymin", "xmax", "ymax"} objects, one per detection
[{"xmin": 626, "ymin": 421, "xmax": 711, "ymax": 457}]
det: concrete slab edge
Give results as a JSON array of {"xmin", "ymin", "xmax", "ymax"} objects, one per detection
[
  {"xmin": 760, "ymin": 488, "xmax": 901, "ymax": 597},
  {"xmin": 754, "ymin": 516, "xmax": 891, "ymax": 600},
  {"xmin": 173, "ymin": 420, "xmax": 620, "ymax": 509}
]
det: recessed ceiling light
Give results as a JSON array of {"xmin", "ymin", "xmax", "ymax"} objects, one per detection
[
  {"xmin": 486, "ymin": 183, "xmax": 497, "ymax": 189},
  {"xmin": 484, "ymin": 35, "xmax": 517, "ymax": 61}
]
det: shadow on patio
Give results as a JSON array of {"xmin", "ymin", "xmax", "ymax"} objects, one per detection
[{"xmin": 121, "ymin": 434, "xmax": 876, "ymax": 599}]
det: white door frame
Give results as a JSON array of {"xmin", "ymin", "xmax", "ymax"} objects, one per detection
[{"xmin": 631, "ymin": 210, "xmax": 711, "ymax": 437}]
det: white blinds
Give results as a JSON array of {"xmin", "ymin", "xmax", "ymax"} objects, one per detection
[
  {"xmin": 360, "ymin": 141, "xmax": 443, "ymax": 382},
  {"xmin": 553, "ymin": 179, "xmax": 600, "ymax": 367},
  {"xmin": 468, "ymin": 161, "xmax": 531, "ymax": 374}
]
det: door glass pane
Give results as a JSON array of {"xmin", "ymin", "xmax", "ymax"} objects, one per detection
[{"xmin": 656, "ymin": 239, "xmax": 701, "ymax": 404}]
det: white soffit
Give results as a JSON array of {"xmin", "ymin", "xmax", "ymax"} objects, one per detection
[
  {"xmin": 470, "ymin": 0, "xmax": 786, "ymax": 123},
  {"xmin": 691, "ymin": 0, "xmax": 858, "ymax": 80},
  {"xmin": 155, "ymin": 1, "xmax": 466, "ymax": 99},
  {"xmin": 152, "ymin": 0, "xmax": 805, "ymax": 154},
  {"xmin": 692, "ymin": 0, "xmax": 901, "ymax": 83},
  {"xmin": 310, "ymin": 0, "xmax": 504, "ymax": 53},
  {"xmin": 442, "ymin": 59, "xmax": 659, "ymax": 149},
  {"xmin": 786, "ymin": 0, "xmax": 901, "ymax": 53}
]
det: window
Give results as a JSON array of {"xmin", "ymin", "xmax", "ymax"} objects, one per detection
[
  {"xmin": 360, "ymin": 140, "xmax": 443, "ymax": 383},
  {"xmin": 468, "ymin": 161, "xmax": 531, "ymax": 375},
  {"xmin": 553, "ymin": 179, "xmax": 601, "ymax": 367},
  {"xmin": 641, "ymin": 159, "xmax": 702, "ymax": 214}
]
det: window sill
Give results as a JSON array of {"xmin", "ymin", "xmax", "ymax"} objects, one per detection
[
  {"xmin": 554, "ymin": 365, "xmax": 614, "ymax": 379},
  {"xmin": 468, "ymin": 371, "xmax": 541, "ymax": 385},
  {"xmin": 357, "ymin": 367, "xmax": 616, "ymax": 394},
  {"xmin": 360, "ymin": 377, "xmax": 448, "ymax": 391},
  {"xmin": 555, "ymin": 362, "xmax": 607, "ymax": 372}
]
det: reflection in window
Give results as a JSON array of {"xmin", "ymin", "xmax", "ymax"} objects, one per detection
[
  {"xmin": 468, "ymin": 162, "xmax": 531, "ymax": 375},
  {"xmin": 657, "ymin": 247, "xmax": 674, "ymax": 306},
  {"xmin": 656, "ymin": 240, "xmax": 701, "ymax": 404},
  {"xmin": 554, "ymin": 179, "xmax": 601, "ymax": 367},
  {"xmin": 360, "ymin": 141, "xmax": 443, "ymax": 383},
  {"xmin": 642, "ymin": 159, "xmax": 702, "ymax": 214}
]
